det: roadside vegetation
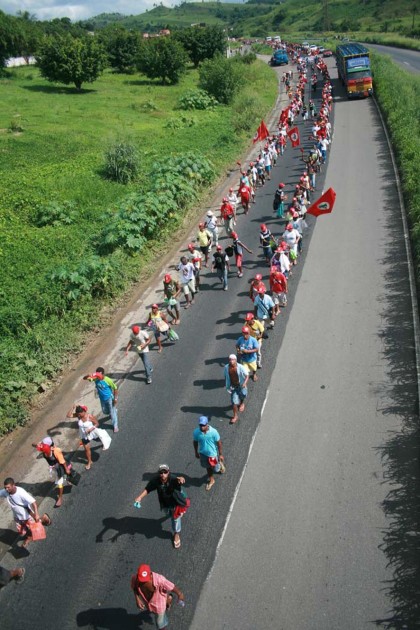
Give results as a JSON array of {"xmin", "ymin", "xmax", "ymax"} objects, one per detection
[
  {"xmin": 0, "ymin": 56, "xmax": 277, "ymax": 435},
  {"xmin": 370, "ymin": 53, "xmax": 420, "ymax": 282}
]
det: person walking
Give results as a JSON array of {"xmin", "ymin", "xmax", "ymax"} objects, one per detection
[
  {"xmin": 177, "ymin": 255, "xmax": 196, "ymax": 308},
  {"xmin": 163, "ymin": 274, "xmax": 181, "ymax": 325},
  {"xmin": 231, "ymin": 232, "xmax": 253, "ymax": 278},
  {"xmin": 0, "ymin": 478, "xmax": 52, "ymax": 548},
  {"xmin": 32, "ymin": 436, "xmax": 71, "ymax": 507},
  {"xmin": 125, "ymin": 325, "xmax": 153, "ymax": 384},
  {"xmin": 224, "ymin": 354, "xmax": 249, "ymax": 424},
  {"xmin": 254, "ymin": 287, "xmax": 276, "ymax": 329},
  {"xmin": 67, "ymin": 404, "xmax": 110, "ymax": 470},
  {"xmin": 187, "ymin": 244, "xmax": 202, "ymax": 293},
  {"xmin": 244, "ymin": 312, "xmax": 264, "ymax": 369},
  {"xmin": 131, "ymin": 564, "xmax": 185, "ymax": 628},
  {"xmin": 147, "ymin": 304, "xmax": 170, "ymax": 353},
  {"xmin": 259, "ymin": 223, "xmax": 274, "ymax": 264},
  {"xmin": 236, "ymin": 326, "xmax": 259, "ymax": 382},
  {"xmin": 212, "ymin": 245, "xmax": 230, "ymax": 291},
  {"xmin": 273, "ymin": 183, "xmax": 287, "ymax": 219},
  {"xmin": 193, "ymin": 417, "xmax": 225, "ymax": 491},
  {"xmin": 83, "ymin": 367, "xmax": 119, "ymax": 433},
  {"xmin": 134, "ymin": 464, "xmax": 188, "ymax": 549},
  {"xmin": 196, "ymin": 223, "xmax": 212, "ymax": 267},
  {"xmin": 204, "ymin": 210, "xmax": 219, "ymax": 247},
  {"xmin": 220, "ymin": 197, "xmax": 236, "ymax": 236}
]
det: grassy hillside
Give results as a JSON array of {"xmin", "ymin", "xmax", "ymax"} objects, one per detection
[
  {"xmin": 0, "ymin": 58, "xmax": 277, "ymax": 434},
  {"xmin": 86, "ymin": 0, "xmax": 419, "ymax": 38}
]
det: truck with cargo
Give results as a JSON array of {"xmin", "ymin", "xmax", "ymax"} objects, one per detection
[{"xmin": 336, "ymin": 43, "xmax": 373, "ymax": 98}]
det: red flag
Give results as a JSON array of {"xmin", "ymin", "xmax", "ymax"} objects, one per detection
[
  {"xmin": 287, "ymin": 126, "xmax": 300, "ymax": 148},
  {"xmin": 306, "ymin": 188, "xmax": 336, "ymax": 217},
  {"xmin": 279, "ymin": 107, "xmax": 289, "ymax": 125},
  {"xmin": 253, "ymin": 120, "xmax": 269, "ymax": 144}
]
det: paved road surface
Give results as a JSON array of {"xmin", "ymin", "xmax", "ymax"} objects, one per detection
[
  {"xmin": 191, "ymin": 67, "xmax": 420, "ymax": 627},
  {"xmin": 1, "ymin": 61, "xmax": 419, "ymax": 630},
  {"xmin": 366, "ymin": 43, "xmax": 420, "ymax": 74}
]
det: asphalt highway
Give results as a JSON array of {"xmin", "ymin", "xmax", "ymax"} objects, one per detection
[
  {"xmin": 1, "ymin": 60, "xmax": 419, "ymax": 630},
  {"xmin": 366, "ymin": 43, "xmax": 420, "ymax": 74}
]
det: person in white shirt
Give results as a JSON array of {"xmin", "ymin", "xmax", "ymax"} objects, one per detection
[
  {"xmin": 204, "ymin": 210, "xmax": 219, "ymax": 247},
  {"xmin": 282, "ymin": 223, "xmax": 301, "ymax": 262},
  {"xmin": 126, "ymin": 325, "xmax": 153, "ymax": 384},
  {"xmin": 0, "ymin": 478, "xmax": 51, "ymax": 547},
  {"xmin": 177, "ymin": 256, "xmax": 196, "ymax": 308},
  {"xmin": 227, "ymin": 188, "xmax": 238, "ymax": 217}
]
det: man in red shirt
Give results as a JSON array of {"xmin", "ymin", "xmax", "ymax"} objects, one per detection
[
  {"xmin": 131, "ymin": 564, "xmax": 184, "ymax": 629},
  {"xmin": 220, "ymin": 197, "xmax": 236, "ymax": 236},
  {"xmin": 238, "ymin": 182, "xmax": 251, "ymax": 215},
  {"xmin": 270, "ymin": 268, "xmax": 288, "ymax": 315}
]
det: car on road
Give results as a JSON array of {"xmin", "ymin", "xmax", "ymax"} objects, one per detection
[{"xmin": 323, "ymin": 50, "xmax": 333, "ymax": 58}]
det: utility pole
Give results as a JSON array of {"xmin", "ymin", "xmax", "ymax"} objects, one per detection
[{"xmin": 323, "ymin": 0, "xmax": 330, "ymax": 32}]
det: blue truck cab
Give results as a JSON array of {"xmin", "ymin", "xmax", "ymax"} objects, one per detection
[{"xmin": 270, "ymin": 50, "xmax": 289, "ymax": 66}]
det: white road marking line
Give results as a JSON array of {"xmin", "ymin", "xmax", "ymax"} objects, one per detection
[{"xmin": 206, "ymin": 388, "xmax": 270, "ymax": 580}]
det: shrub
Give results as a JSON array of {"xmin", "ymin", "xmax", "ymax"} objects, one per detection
[
  {"xmin": 49, "ymin": 255, "xmax": 121, "ymax": 305},
  {"xmin": 199, "ymin": 55, "xmax": 242, "ymax": 104},
  {"xmin": 33, "ymin": 201, "xmax": 78, "ymax": 227},
  {"xmin": 103, "ymin": 140, "xmax": 140, "ymax": 184},
  {"xmin": 8, "ymin": 114, "xmax": 24, "ymax": 133},
  {"xmin": 235, "ymin": 52, "xmax": 257, "ymax": 65},
  {"xmin": 164, "ymin": 115, "xmax": 197, "ymax": 129},
  {"xmin": 177, "ymin": 89, "xmax": 218, "ymax": 111},
  {"xmin": 231, "ymin": 93, "xmax": 264, "ymax": 134}
]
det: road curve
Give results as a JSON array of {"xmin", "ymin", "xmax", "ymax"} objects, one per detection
[{"xmin": 365, "ymin": 43, "xmax": 420, "ymax": 74}]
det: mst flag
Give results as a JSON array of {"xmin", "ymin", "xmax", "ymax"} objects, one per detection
[
  {"xmin": 287, "ymin": 126, "xmax": 300, "ymax": 148},
  {"xmin": 253, "ymin": 120, "xmax": 269, "ymax": 143},
  {"xmin": 279, "ymin": 107, "xmax": 290, "ymax": 125},
  {"xmin": 306, "ymin": 187, "xmax": 336, "ymax": 217}
]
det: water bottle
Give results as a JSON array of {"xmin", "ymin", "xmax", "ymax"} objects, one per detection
[
  {"xmin": 178, "ymin": 600, "xmax": 185, "ymax": 608},
  {"xmin": 133, "ymin": 501, "xmax": 142, "ymax": 509}
]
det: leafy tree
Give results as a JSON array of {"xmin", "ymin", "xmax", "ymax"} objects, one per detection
[
  {"xmin": 36, "ymin": 35, "xmax": 107, "ymax": 90},
  {"xmin": 199, "ymin": 55, "xmax": 242, "ymax": 105},
  {"xmin": 99, "ymin": 26, "xmax": 140, "ymax": 73},
  {"xmin": 174, "ymin": 25, "xmax": 226, "ymax": 68},
  {"xmin": 0, "ymin": 10, "xmax": 22, "ymax": 68},
  {"xmin": 136, "ymin": 37, "xmax": 188, "ymax": 84}
]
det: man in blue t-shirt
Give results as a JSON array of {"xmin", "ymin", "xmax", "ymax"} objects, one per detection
[
  {"xmin": 236, "ymin": 326, "xmax": 259, "ymax": 382},
  {"xmin": 83, "ymin": 367, "xmax": 119, "ymax": 433},
  {"xmin": 193, "ymin": 416, "xmax": 225, "ymax": 491}
]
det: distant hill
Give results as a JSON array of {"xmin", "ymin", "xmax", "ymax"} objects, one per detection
[{"xmin": 84, "ymin": 0, "xmax": 418, "ymax": 37}]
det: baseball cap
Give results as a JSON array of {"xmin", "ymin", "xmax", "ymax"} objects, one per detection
[
  {"xmin": 152, "ymin": 303, "xmax": 159, "ymax": 309},
  {"xmin": 137, "ymin": 564, "xmax": 152, "ymax": 583},
  {"xmin": 207, "ymin": 210, "xmax": 213, "ymax": 216},
  {"xmin": 223, "ymin": 196, "xmax": 228, "ymax": 202},
  {"xmin": 216, "ymin": 245, "xmax": 222, "ymax": 251},
  {"xmin": 164, "ymin": 274, "xmax": 171, "ymax": 283},
  {"xmin": 132, "ymin": 325, "xmax": 140, "ymax": 334},
  {"xmin": 187, "ymin": 243, "xmax": 195, "ymax": 250},
  {"xmin": 242, "ymin": 326, "xmax": 250, "ymax": 334},
  {"xmin": 258, "ymin": 287, "xmax": 266, "ymax": 294},
  {"xmin": 229, "ymin": 354, "xmax": 237, "ymax": 361},
  {"xmin": 231, "ymin": 232, "xmax": 238, "ymax": 239},
  {"xmin": 41, "ymin": 437, "xmax": 53, "ymax": 446},
  {"xmin": 199, "ymin": 222, "xmax": 205, "ymax": 228},
  {"xmin": 255, "ymin": 273, "xmax": 262, "ymax": 281},
  {"xmin": 229, "ymin": 188, "xmax": 233, "ymax": 193},
  {"xmin": 158, "ymin": 464, "xmax": 169, "ymax": 473},
  {"xmin": 260, "ymin": 223, "xmax": 267, "ymax": 231},
  {"xmin": 279, "ymin": 183, "xmax": 285, "ymax": 188},
  {"xmin": 286, "ymin": 223, "xmax": 293, "ymax": 231},
  {"xmin": 199, "ymin": 416, "xmax": 209, "ymax": 426},
  {"xmin": 245, "ymin": 313, "xmax": 254, "ymax": 321}
]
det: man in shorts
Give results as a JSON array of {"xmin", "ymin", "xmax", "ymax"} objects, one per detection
[
  {"xmin": 177, "ymin": 256, "xmax": 196, "ymax": 308},
  {"xmin": 193, "ymin": 417, "xmax": 225, "ymax": 491},
  {"xmin": 236, "ymin": 326, "xmax": 259, "ymax": 382},
  {"xmin": 131, "ymin": 563, "xmax": 184, "ymax": 629},
  {"xmin": 187, "ymin": 243, "xmax": 202, "ymax": 292},
  {"xmin": 163, "ymin": 274, "xmax": 181, "ymax": 324},
  {"xmin": 231, "ymin": 232, "xmax": 253, "ymax": 278},
  {"xmin": 224, "ymin": 354, "xmax": 249, "ymax": 424},
  {"xmin": 0, "ymin": 478, "xmax": 51, "ymax": 548},
  {"xmin": 244, "ymin": 313, "xmax": 264, "ymax": 368},
  {"xmin": 196, "ymin": 223, "xmax": 212, "ymax": 267}
]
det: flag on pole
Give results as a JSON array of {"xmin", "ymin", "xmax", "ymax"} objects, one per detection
[
  {"xmin": 306, "ymin": 188, "xmax": 336, "ymax": 217},
  {"xmin": 287, "ymin": 126, "xmax": 300, "ymax": 148},
  {"xmin": 279, "ymin": 107, "xmax": 290, "ymax": 125},
  {"xmin": 253, "ymin": 120, "xmax": 269, "ymax": 144}
]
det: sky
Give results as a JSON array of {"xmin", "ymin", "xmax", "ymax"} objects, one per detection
[{"xmin": 0, "ymin": 0, "xmax": 178, "ymax": 21}]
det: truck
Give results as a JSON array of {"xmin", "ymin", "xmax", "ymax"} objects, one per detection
[
  {"xmin": 336, "ymin": 43, "xmax": 373, "ymax": 98},
  {"xmin": 269, "ymin": 49, "xmax": 289, "ymax": 66}
]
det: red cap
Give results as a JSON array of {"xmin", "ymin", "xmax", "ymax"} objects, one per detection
[
  {"xmin": 216, "ymin": 245, "xmax": 222, "ymax": 251},
  {"xmin": 223, "ymin": 197, "xmax": 228, "ymax": 202},
  {"xmin": 300, "ymin": 176, "xmax": 304, "ymax": 181},
  {"xmin": 187, "ymin": 243, "xmax": 195, "ymax": 251},
  {"xmin": 132, "ymin": 325, "xmax": 140, "ymax": 334},
  {"xmin": 286, "ymin": 223, "xmax": 293, "ymax": 231},
  {"xmin": 280, "ymin": 241, "xmax": 288, "ymax": 250},
  {"xmin": 258, "ymin": 287, "xmax": 266, "ymax": 294},
  {"xmin": 137, "ymin": 564, "xmax": 152, "ymax": 583},
  {"xmin": 152, "ymin": 303, "xmax": 159, "ymax": 309},
  {"xmin": 279, "ymin": 183, "xmax": 285, "ymax": 188},
  {"xmin": 231, "ymin": 232, "xmax": 238, "ymax": 239},
  {"xmin": 292, "ymin": 211, "xmax": 299, "ymax": 218},
  {"xmin": 229, "ymin": 187, "xmax": 233, "ymax": 192},
  {"xmin": 270, "ymin": 266, "xmax": 277, "ymax": 275},
  {"xmin": 260, "ymin": 224, "xmax": 267, "ymax": 231},
  {"xmin": 164, "ymin": 274, "xmax": 171, "ymax": 283},
  {"xmin": 199, "ymin": 222, "xmax": 205, "ymax": 229},
  {"xmin": 242, "ymin": 326, "xmax": 250, "ymax": 334},
  {"xmin": 245, "ymin": 313, "xmax": 254, "ymax": 321},
  {"xmin": 255, "ymin": 273, "xmax": 262, "ymax": 281},
  {"xmin": 293, "ymin": 197, "xmax": 297, "ymax": 201}
]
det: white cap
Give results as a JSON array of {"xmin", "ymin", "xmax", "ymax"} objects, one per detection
[
  {"xmin": 207, "ymin": 210, "xmax": 214, "ymax": 216},
  {"xmin": 229, "ymin": 354, "xmax": 237, "ymax": 361}
]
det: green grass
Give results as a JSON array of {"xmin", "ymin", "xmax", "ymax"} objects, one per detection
[{"xmin": 0, "ymin": 59, "xmax": 277, "ymax": 434}]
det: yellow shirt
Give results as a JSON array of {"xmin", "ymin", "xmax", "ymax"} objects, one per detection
[
  {"xmin": 197, "ymin": 230, "xmax": 212, "ymax": 247},
  {"xmin": 247, "ymin": 319, "xmax": 264, "ymax": 342}
]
